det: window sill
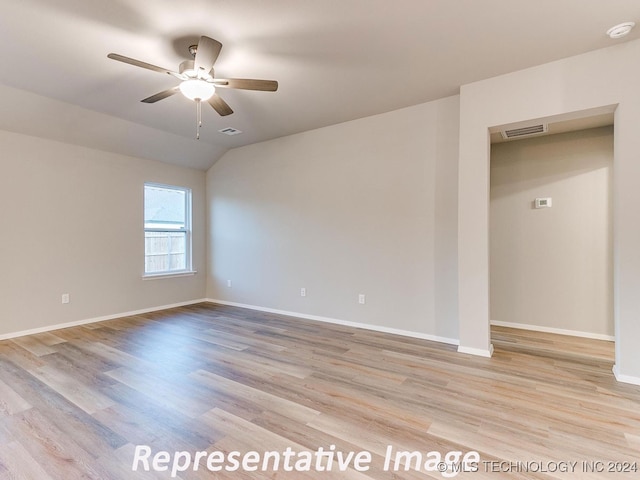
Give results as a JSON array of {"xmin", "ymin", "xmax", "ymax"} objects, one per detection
[{"xmin": 142, "ymin": 270, "xmax": 197, "ymax": 280}]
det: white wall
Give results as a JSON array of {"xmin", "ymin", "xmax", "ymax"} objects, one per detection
[
  {"xmin": 0, "ymin": 130, "xmax": 207, "ymax": 337},
  {"xmin": 458, "ymin": 38, "xmax": 640, "ymax": 383},
  {"xmin": 490, "ymin": 127, "xmax": 613, "ymax": 337},
  {"xmin": 206, "ymin": 96, "xmax": 460, "ymax": 341}
]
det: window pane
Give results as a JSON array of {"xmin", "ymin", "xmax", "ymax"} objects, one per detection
[
  {"xmin": 143, "ymin": 182, "xmax": 191, "ymax": 276},
  {"xmin": 144, "ymin": 185, "xmax": 186, "ymax": 229},
  {"xmin": 145, "ymin": 232, "xmax": 186, "ymax": 273}
]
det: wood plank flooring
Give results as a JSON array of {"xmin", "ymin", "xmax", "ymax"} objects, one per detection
[{"xmin": 0, "ymin": 303, "xmax": 639, "ymax": 479}]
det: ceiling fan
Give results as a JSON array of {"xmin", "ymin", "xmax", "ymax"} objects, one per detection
[{"xmin": 108, "ymin": 36, "xmax": 278, "ymax": 139}]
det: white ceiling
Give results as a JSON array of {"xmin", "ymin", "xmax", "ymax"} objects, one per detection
[{"xmin": 0, "ymin": 0, "xmax": 638, "ymax": 169}]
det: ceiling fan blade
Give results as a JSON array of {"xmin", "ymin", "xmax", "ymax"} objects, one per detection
[
  {"xmin": 141, "ymin": 86, "xmax": 180, "ymax": 103},
  {"xmin": 107, "ymin": 53, "xmax": 184, "ymax": 79},
  {"xmin": 212, "ymin": 78, "xmax": 278, "ymax": 92},
  {"xmin": 194, "ymin": 36, "xmax": 223, "ymax": 75},
  {"xmin": 208, "ymin": 94, "xmax": 234, "ymax": 116}
]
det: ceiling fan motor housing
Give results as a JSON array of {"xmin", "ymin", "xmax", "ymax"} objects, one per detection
[{"xmin": 180, "ymin": 60, "xmax": 213, "ymax": 80}]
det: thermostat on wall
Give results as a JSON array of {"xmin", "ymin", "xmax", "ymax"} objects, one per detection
[{"xmin": 535, "ymin": 197, "xmax": 552, "ymax": 209}]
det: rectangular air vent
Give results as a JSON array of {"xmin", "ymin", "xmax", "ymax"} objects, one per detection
[
  {"xmin": 501, "ymin": 124, "xmax": 548, "ymax": 139},
  {"xmin": 218, "ymin": 127, "xmax": 243, "ymax": 136}
]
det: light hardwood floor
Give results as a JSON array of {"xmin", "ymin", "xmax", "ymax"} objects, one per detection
[{"xmin": 0, "ymin": 303, "xmax": 638, "ymax": 479}]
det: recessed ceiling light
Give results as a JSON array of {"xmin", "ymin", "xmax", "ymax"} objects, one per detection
[{"xmin": 607, "ymin": 22, "xmax": 635, "ymax": 39}]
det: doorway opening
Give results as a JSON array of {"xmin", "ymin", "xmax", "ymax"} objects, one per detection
[{"xmin": 488, "ymin": 112, "xmax": 614, "ymax": 364}]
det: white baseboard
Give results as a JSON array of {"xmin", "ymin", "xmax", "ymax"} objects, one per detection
[
  {"xmin": 457, "ymin": 344, "xmax": 494, "ymax": 358},
  {"xmin": 205, "ymin": 298, "xmax": 459, "ymax": 346},
  {"xmin": 491, "ymin": 320, "xmax": 614, "ymax": 342},
  {"xmin": 0, "ymin": 299, "xmax": 208, "ymax": 341},
  {"xmin": 613, "ymin": 365, "xmax": 640, "ymax": 386}
]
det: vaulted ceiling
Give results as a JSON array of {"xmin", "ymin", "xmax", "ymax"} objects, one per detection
[{"xmin": 0, "ymin": 0, "xmax": 638, "ymax": 169}]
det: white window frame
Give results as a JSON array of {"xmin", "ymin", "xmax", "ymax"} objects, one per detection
[{"xmin": 143, "ymin": 182, "xmax": 194, "ymax": 278}]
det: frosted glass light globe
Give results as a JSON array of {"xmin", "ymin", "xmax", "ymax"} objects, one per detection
[{"xmin": 179, "ymin": 79, "xmax": 215, "ymax": 101}]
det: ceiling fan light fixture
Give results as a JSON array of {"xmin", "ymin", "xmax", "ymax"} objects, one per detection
[{"xmin": 179, "ymin": 79, "xmax": 215, "ymax": 101}]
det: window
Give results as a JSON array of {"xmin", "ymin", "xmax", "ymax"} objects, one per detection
[{"xmin": 144, "ymin": 183, "xmax": 192, "ymax": 276}]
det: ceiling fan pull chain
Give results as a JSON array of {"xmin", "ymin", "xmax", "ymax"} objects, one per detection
[{"xmin": 196, "ymin": 99, "xmax": 202, "ymax": 140}]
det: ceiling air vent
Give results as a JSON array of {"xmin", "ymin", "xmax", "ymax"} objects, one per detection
[
  {"xmin": 500, "ymin": 124, "xmax": 548, "ymax": 140},
  {"xmin": 218, "ymin": 127, "xmax": 243, "ymax": 136}
]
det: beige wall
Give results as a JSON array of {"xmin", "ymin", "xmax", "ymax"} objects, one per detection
[
  {"xmin": 490, "ymin": 127, "xmax": 613, "ymax": 337},
  {"xmin": 458, "ymin": 38, "xmax": 640, "ymax": 383},
  {"xmin": 0, "ymin": 130, "xmax": 207, "ymax": 337},
  {"xmin": 206, "ymin": 96, "xmax": 460, "ymax": 341}
]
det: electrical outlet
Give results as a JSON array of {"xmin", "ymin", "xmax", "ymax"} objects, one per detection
[
  {"xmin": 300, "ymin": 288, "xmax": 306, "ymax": 297},
  {"xmin": 358, "ymin": 294, "xmax": 366, "ymax": 304},
  {"xmin": 61, "ymin": 293, "xmax": 70, "ymax": 304},
  {"xmin": 227, "ymin": 280, "xmax": 232, "ymax": 288}
]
